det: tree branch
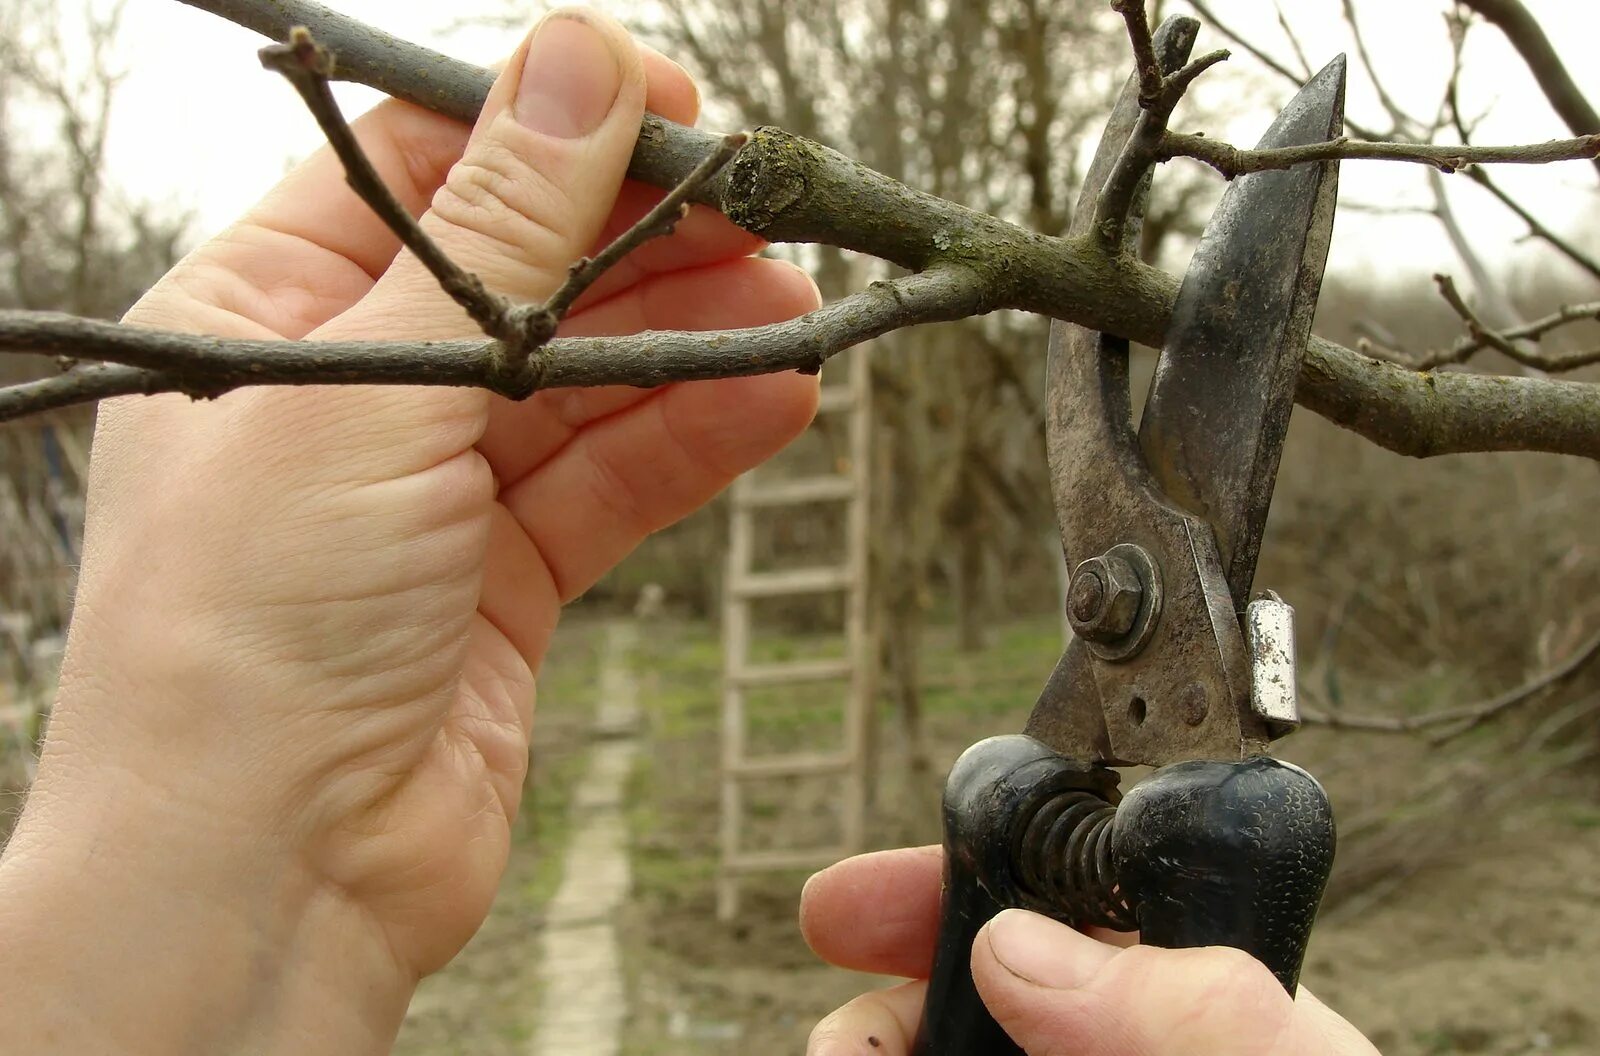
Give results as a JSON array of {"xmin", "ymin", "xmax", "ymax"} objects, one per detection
[
  {"xmin": 1092, "ymin": 17, "xmax": 1208, "ymax": 251},
  {"xmin": 258, "ymin": 27, "xmax": 513, "ymax": 340},
  {"xmin": 1462, "ymin": 167, "xmax": 1600, "ymax": 282},
  {"xmin": 542, "ymin": 131, "xmax": 749, "ymax": 320},
  {"xmin": 1373, "ymin": 298, "xmax": 1600, "ymax": 371},
  {"xmin": 1302, "ymin": 624, "xmax": 1600, "ymax": 736},
  {"xmin": 1454, "ymin": 0, "xmax": 1600, "ymax": 180},
  {"xmin": 1430, "ymin": 275, "xmax": 1600, "ymax": 373},
  {"xmin": 257, "ymin": 24, "xmax": 747, "ymax": 365},
  {"xmin": 0, "ymin": 267, "xmax": 985, "ymax": 418},
  {"xmin": 1110, "ymin": 0, "xmax": 1163, "ymax": 108},
  {"xmin": 1162, "ymin": 131, "xmax": 1600, "ymax": 177},
  {"xmin": 0, "ymin": 0, "xmax": 1583, "ymax": 464}
]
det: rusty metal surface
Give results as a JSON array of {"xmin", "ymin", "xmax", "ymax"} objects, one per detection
[
  {"xmin": 1026, "ymin": 52, "xmax": 1346, "ymax": 767},
  {"xmin": 1029, "ymin": 323, "xmax": 1255, "ymax": 765}
]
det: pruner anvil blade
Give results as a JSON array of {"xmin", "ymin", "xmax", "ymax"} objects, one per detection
[{"xmin": 1026, "ymin": 55, "xmax": 1347, "ymax": 768}]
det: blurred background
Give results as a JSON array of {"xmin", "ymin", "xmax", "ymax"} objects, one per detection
[{"xmin": 2, "ymin": 1, "xmax": 1597, "ymax": 1053}]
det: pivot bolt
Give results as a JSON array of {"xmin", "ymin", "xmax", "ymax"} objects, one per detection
[{"xmin": 1068, "ymin": 554, "xmax": 1143, "ymax": 644}]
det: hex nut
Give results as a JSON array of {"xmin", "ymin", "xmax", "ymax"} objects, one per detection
[{"xmin": 1068, "ymin": 553, "xmax": 1144, "ymax": 643}]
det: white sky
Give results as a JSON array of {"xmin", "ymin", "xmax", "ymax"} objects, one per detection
[{"xmin": 94, "ymin": 0, "xmax": 1600, "ymax": 286}]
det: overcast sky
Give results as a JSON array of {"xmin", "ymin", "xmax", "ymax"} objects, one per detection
[{"xmin": 91, "ymin": 0, "xmax": 1600, "ymax": 286}]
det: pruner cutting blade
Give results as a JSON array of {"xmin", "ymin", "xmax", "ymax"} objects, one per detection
[{"xmin": 1025, "ymin": 54, "xmax": 1347, "ymax": 767}]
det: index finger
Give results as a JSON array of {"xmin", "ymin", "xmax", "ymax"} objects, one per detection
[
  {"xmin": 799, "ymin": 845, "xmax": 1141, "ymax": 981},
  {"xmin": 800, "ymin": 846, "xmax": 944, "ymax": 979}
]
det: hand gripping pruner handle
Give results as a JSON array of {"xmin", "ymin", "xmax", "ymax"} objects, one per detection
[{"xmin": 914, "ymin": 17, "xmax": 1346, "ymax": 1055}]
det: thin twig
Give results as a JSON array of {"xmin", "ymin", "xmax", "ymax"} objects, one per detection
[
  {"xmin": 1162, "ymin": 131, "xmax": 1600, "ymax": 177},
  {"xmin": 1092, "ymin": 18, "xmax": 1220, "ymax": 251},
  {"xmin": 1463, "ymin": 167, "xmax": 1600, "ymax": 282},
  {"xmin": 1272, "ymin": 1, "xmax": 1313, "ymax": 80},
  {"xmin": 1300, "ymin": 625, "xmax": 1600, "ymax": 735},
  {"xmin": 258, "ymin": 28, "xmax": 513, "ymax": 342},
  {"xmin": 1183, "ymin": 0, "xmax": 1324, "ymax": 114},
  {"xmin": 1110, "ymin": 0, "xmax": 1163, "ymax": 108},
  {"xmin": 1402, "ymin": 298, "xmax": 1600, "ymax": 371},
  {"xmin": 261, "ymin": 27, "xmax": 749, "ymax": 371},
  {"xmin": 0, "ymin": 268, "xmax": 983, "ymax": 422},
  {"xmin": 1340, "ymin": 0, "xmax": 1424, "ymax": 138},
  {"xmin": 541, "ymin": 131, "xmax": 750, "ymax": 321},
  {"xmin": 1432, "ymin": 275, "xmax": 1600, "ymax": 373}
]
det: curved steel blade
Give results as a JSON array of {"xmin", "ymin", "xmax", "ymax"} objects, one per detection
[
  {"xmin": 1026, "ymin": 17, "xmax": 1216, "ymax": 765},
  {"xmin": 1027, "ymin": 51, "xmax": 1346, "ymax": 766},
  {"xmin": 1138, "ymin": 57, "xmax": 1347, "ymax": 608}
]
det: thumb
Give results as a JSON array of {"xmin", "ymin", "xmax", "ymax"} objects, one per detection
[
  {"xmin": 970, "ymin": 910, "xmax": 1299, "ymax": 1056},
  {"xmin": 324, "ymin": 8, "xmax": 648, "ymax": 340}
]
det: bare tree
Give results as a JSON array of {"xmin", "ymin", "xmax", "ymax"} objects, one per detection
[
  {"xmin": 0, "ymin": 3, "xmax": 1595, "ymax": 482},
  {"xmin": 0, "ymin": 0, "xmax": 187, "ymax": 751},
  {"xmin": 1, "ymin": 0, "xmax": 1596, "ymax": 775}
]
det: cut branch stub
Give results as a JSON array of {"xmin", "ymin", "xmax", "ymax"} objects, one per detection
[{"xmin": 0, "ymin": 0, "xmax": 1596, "ymax": 466}]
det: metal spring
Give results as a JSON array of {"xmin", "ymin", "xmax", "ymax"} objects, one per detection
[{"xmin": 1015, "ymin": 789, "xmax": 1136, "ymax": 931}]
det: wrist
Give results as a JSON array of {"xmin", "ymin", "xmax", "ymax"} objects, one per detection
[{"xmin": 0, "ymin": 762, "xmax": 415, "ymax": 1056}]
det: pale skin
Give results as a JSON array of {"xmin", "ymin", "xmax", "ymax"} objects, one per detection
[{"xmin": 0, "ymin": 10, "xmax": 1380, "ymax": 1055}]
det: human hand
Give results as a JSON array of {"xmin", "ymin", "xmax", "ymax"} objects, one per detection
[
  {"xmin": 800, "ymin": 847, "xmax": 1381, "ymax": 1055},
  {"xmin": 0, "ymin": 9, "xmax": 818, "ymax": 1054}
]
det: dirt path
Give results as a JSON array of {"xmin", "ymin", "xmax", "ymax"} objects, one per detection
[{"xmin": 530, "ymin": 621, "xmax": 640, "ymax": 1056}]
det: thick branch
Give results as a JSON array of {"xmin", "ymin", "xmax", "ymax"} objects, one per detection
[
  {"xmin": 6, "ymin": 0, "xmax": 1566, "ymax": 463},
  {"xmin": 1296, "ymin": 334, "xmax": 1600, "ymax": 459}
]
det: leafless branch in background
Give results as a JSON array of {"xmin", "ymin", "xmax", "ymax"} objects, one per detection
[
  {"xmin": 0, "ymin": 3, "xmax": 1592, "ymax": 466},
  {"xmin": 1302, "ymin": 625, "xmax": 1600, "ymax": 737},
  {"xmin": 1431, "ymin": 275, "xmax": 1600, "ymax": 373},
  {"xmin": 1454, "ymin": 0, "xmax": 1600, "ymax": 179}
]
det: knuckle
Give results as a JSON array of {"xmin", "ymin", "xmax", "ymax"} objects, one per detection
[
  {"xmin": 1140, "ymin": 946, "xmax": 1296, "ymax": 1053},
  {"xmin": 581, "ymin": 439, "xmax": 657, "ymax": 541},
  {"xmin": 429, "ymin": 138, "xmax": 576, "ymax": 269},
  {"xmin": 805, "ymin": 1010, "xmax": 845, "ymax": 1052}
]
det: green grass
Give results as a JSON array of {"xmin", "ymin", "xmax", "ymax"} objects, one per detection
[
  {"xmin": 393, "ymin": 616, "xmax": 606, "ymax": 1056},
  {"xmin": 517, "ymin": 616, "xmax": 610, "ymax": 902}
]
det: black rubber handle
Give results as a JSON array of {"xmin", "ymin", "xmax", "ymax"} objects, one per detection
[
  {"xmin": 1111, "ymin": 757, "xmax": 1336, "ymax": 993},
  {"xmin": 914, "ymin": 735, "xmax": 1108, "ymax": 1056},
  {"xmin": 913, "ymin": 746, "xmax": 1336, "ymax": 1055}
]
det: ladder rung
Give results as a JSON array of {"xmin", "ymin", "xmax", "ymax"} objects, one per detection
[
  {"xmin": 816, "ymin": 387, "xmax": 855, "ymax": 413},
  {"xmin": 730, "ymin": 657, "xmax": 853, "ymax": 686},
  {"xmin": 741, "ymin": 475, "xmax": 857, "ymax": 507},
  {"xmin": 724, "ymin": 847, "xmax": 851, "ymax": 873},
  {"xmin": 728, "ymin": 751, "xmax": 854, "ymax": 778},
  {"xmin": 731, "ymin": 566, "xmax": 853, "ymax": 597}
]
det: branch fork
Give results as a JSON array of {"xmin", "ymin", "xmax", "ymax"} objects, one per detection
[
  {"xmin": 255, "ymin": 27, "xmax": 750, "ymax": 389},
  {"xmin": 0, "ymin": 6, "xmax": 1597, "ymax": 465}
]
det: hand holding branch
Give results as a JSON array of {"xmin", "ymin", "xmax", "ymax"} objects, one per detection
[{"xmin": 0, "ymin": 0, "xmax": 1597, "ymax": 467}]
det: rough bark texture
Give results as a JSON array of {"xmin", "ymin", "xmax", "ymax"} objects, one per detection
[{"xmin": 0, "ymin": 0, "xmax": 1579, "ymax": 463}]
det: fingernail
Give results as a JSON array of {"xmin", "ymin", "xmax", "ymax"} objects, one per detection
[
  {"xmin": 985, "ymin": 909, "xmax": 1108, "ymax": 990},
  {"xmin": 515, "ymin": 15, "xmax": 622, "ymax": 137}
]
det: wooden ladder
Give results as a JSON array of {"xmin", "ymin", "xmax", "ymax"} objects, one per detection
[{"xmin": 717, "ymin": 351, "xmax": 874, "ymax": 921}]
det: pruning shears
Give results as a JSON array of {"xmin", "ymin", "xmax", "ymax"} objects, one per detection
[{"xmin": 914, "ymin": 21, "xmax": 1348, "ymax": 1055}]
